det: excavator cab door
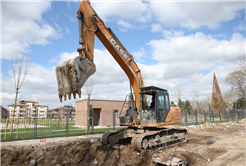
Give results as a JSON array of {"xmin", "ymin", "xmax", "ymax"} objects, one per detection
[{"xmin": 156, "ymin": 91, "xmax": 170, "ymax": 122}]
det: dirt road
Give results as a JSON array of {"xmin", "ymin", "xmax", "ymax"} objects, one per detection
[{"xmin": 1, "ymin": 119, "xmax": 245, "ymax": 166}]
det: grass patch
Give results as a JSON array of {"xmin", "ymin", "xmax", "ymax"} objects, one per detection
[{"xmin": 1, "ymin": 119, "xmax": 126, "ymax": 142}]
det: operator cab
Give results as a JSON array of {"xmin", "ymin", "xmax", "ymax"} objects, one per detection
[{"xmin": 140, "ymin": 86, "xmax": 170, "ymax": 123}]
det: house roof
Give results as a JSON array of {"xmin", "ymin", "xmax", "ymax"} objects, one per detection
[
  {"xmin": 8, "ymin": 104, "xmax": 27, "ymax": 106},
  {"xmin": 33, "ymin": 105, "xmax": 48, "ymax": 107},
  {"xmin": 25, "ymin": 100, "xmax": 38, "ymax": 103}
]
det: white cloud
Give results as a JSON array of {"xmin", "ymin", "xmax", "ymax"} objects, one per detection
[
  {"xmin": 67, "ymin": 15, "xmax": 77, "ymax": 22},
  {"xmin": 91, "ymin": 1, "xmax": 151, "ymax": 22},
  {"xmin": 151, "ymin": 23, "xmax": 162, "ymax": 32},
  {"xmin": 148, "ymin": 32, "xmax": 245, "ymax": 67},
  {"xmin": 132, "ymin": 47, "xmax": 146, "ymax": 62},
  {"xmin": 66, "ymin": 27, "xmax": 70, "ymax": 34},
  {"xmin": 1, "ymin": 2, "xmax": 61, "ymax": 59},
  {"xmin": 149, "ymin": 2, "xmax": 245, "ymax": 29},
  {"xmin": 234, "ymin": 21, "xmax": 245, "ymax": 31},
  {"xmin": 117, "ymin": 20, "xmax": 134, "ymax": 32}
]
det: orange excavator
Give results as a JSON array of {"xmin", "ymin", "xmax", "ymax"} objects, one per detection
[{"xmin": 55, "ymin": 0, "xmax": 187, "ymax": 149}]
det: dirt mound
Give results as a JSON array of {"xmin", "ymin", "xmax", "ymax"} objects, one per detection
[{"xmin": 1, "ymin": 139, "xmax": 154, "ymax": 166}]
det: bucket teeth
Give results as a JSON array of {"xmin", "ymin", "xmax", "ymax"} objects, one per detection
[
  {"xmin": 56, "ymin": 56, "xmax": 96, "ymax": 102},
  {"xmin": 78, "ymin": 90, "xmax": 82, "ymax": 98},
  {"xmin": 59, "ymin": 95, "xmax": 63, "ymax": 103}
]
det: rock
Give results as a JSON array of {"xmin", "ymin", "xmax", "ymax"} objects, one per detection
[
  {"xmin": 30, "ymin": 159, "xmax": 37, "ymax": 166},
  {"xmin": 171, "ymin": 157, "xmax": 181, "ymax": 165},
  {"xmin": 206, "ymin": 137, "xmax": 216, "ymax": 145},
  {"xmin": 92, "ymin": 158, "xmax": 97, "ymax": 164},
  {"xmin": 207, "ymin": 158, "xmax": 211, "ymax": 162}
]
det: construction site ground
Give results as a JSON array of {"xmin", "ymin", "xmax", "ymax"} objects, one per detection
[{"xmin": 1, "ymin": 119, "xmax": 245, "ymax": 166}]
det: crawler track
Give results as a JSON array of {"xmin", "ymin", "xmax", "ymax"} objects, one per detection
[
  {"xmin": 132, "ymin": 128, "xmax": 188, "ymax": 149},
  {"xmin": 102, "ymin": 128, "xmax": 188, "ymax": 149}
]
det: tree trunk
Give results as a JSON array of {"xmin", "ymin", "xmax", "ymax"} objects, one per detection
[{"xmin": 10, "ymin": 89, "xmax": 18, "ymax": 139}]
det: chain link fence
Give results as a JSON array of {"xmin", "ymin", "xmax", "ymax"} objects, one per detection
[{"xmin": 181, "ymin": 109, "xmax": 246, "ymax": 126}]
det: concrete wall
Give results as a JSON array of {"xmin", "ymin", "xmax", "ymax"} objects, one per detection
[{"xmin": 75, "ymin": 100, "xmax": 129, "ymax": 126}]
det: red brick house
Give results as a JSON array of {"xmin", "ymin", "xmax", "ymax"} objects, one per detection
[{"xmin": 75, "ymin": 99, "xmax": 129, "ymax": 126}]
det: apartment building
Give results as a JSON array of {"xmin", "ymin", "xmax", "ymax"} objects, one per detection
[
  {"xmin": 8, "ymin": 100, "xmax": 48, "ymax": 119},
  {"xmin": 50, "ymin": 105, "xmax": 75, "ymax": 119},
  {"xmin": 1, "ymin": 105, "xmax": 8, "ymax": 120}
]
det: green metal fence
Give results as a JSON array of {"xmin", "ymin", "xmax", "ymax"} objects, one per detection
[
  {"xmin": 1, "ymin": 110, "xmax": 123, "ymax": 142},
  {"xmin": 181, "ymin": 109, "xmax": 246, "ymax": 126}
]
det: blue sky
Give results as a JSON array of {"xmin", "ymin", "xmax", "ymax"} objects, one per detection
[{"xmin": 1, "ymin": 0, "xmax": 245, "ymax": 109}]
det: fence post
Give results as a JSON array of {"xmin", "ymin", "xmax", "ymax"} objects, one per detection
[
  {"xmin": 113, "ymin": 110, "xmax": 116, "ymax": 131},
  {"xmin": 185, "ymin": 110, "xmax": 188, "ymax": 126},
  {"xmin": 209, "ymin": 110, "xmax": 211, "ymax": 122},
  {"xmin": 226, "ymin": 111, "xmax": 228, "ymax": 122},
  {"xmin": 219, "ymin": 110, "xmax": 221, "ymax": 122},
  {"xmin": 212, "ymin": 110, "xmax": 214, "ymax": 122},
  {"xmin": 232, "ymin": 109, "xmax": 234, "ymax": 121},
  {"xmin": 34, "ymin": 107, "xmax": 37, "ymax": 139},
  {"xmin": 203, "ymin": 110, "xmax": 206, "ymax": 122},
  {"xmin": 66, "ymin": 109, "xmax": 68, "ymax": 137},
  {"xmin": 195, "ymin": 110, "xmax": 197, "ymax": 125},
  {"xmin": 209, "ymin": 104, "xmax": 211, "ymax": 122},
  {"xmin": 91, "ymin": 109, "xmax": 94, "ymax": 134},
  {"xmin": 238, "ymin": 110, "xmax": 241, "ymax": 121}
]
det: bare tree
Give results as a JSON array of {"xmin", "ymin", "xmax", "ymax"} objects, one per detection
[
  {"xmin": 192, "ymin": 90, "xmax": 200, "ymax": 112},
  {"xmin": 175, "ymin": 82, "xmax": 183, "ymax": 105},
  {"xmin": 10, "ymin": 55, "xmax": 31, "ymax": 138},
  {"xmin": 82, "ymin": 77, "xmax": 93, "ymax": 131},
  {"xmin": 199, "ymin": 97, "xmax": 211, "ymax": 111},
  {"xmin": 223, "ymin": 88, "xmax": 237, "ymax": 109},
  {"xmin": 225, "ymin": 55, "xmax": 246, "ymax": 99},
  {"xmin": 143, "ymin": 74, "xmax": 148, "ymax": 87}
]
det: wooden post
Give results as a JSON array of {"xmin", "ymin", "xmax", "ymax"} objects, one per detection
[
  {"xmin": 4, "ymin": 119, "xmax": 9, "ymax": 140},
  {"xmin": 9, "ymin": 120, "xmax": 13, "ymax": 139},
  {"xmin": 16, "ymin": 119, "xmax": 19, "ymax": 139}
]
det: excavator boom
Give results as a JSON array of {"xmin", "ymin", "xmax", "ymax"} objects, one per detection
[{"xmin": 56, "ymin": 0, "xmax": 144, "ymax": 116}]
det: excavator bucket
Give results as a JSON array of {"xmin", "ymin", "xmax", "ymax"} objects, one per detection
[{"xmin": 55, "ymin": 56, "xmax": 96, "ymax": 102}]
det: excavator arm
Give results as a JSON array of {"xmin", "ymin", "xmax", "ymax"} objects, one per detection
[
  {"xmin": 56, "ymin": 0, "xmax": 144, "ymax": 121},
  {"xmin": 56, "ymin": 1, "xmax": 188, "ymax": 148}
]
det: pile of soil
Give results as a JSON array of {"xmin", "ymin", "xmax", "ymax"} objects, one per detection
[{"xmin": 1, "ymin": 119, "xmax": 245, "ymax": 166}]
